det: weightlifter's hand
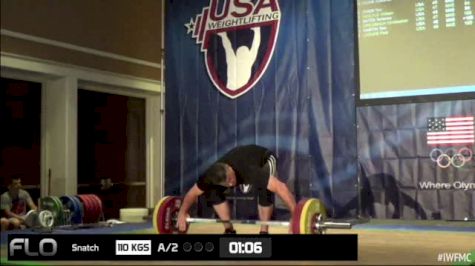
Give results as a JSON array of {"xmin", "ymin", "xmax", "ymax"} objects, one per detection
[{"xmin": 177, "ymin": 212, "xmax": 189, "ymax": 232}]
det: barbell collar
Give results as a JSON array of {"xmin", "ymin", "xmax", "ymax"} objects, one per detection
[{"xmin": 321, "ymin": 221, "xmax": 353, "ymax": 229}]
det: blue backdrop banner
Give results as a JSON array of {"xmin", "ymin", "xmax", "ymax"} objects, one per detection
[
  {"xmin": 357, "ymin": 100, "xmax": 475, "ymax": 220},
  {"xmin": 165, "ymin": 0, "xmax": 358, "ymax": 219}
]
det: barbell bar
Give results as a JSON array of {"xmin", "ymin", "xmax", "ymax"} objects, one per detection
[
  {"xmin": 153, "ymin": 195, "xmax": 354, "ymax": 234},
  {"xmin": 182, "ymin": 217, "xmax": 352, "ymax": 230}
]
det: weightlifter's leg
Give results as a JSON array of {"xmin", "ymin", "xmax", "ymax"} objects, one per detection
[
  {"xmin": 8, "ymin": 217, "xmax": 23, "ymax": 230},
  {"xmin": 1, "ymin": 218, "xmax": 10, "ymax": 231},
  {"xmin": 258, "ymin": 204, "xmax": 273, "ymax": 233},
  {"xmin": 212, "ymin": 201, "xmax": 235, "ymax": 233},
  {"xmin": 258, "ymin": 188, "xmax": 274, "ymax": 234},
  {"xmin": 206, "ymin": 187, "xmax": 235, "ymax": 233}
]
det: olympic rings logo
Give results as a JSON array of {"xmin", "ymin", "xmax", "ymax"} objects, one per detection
[{"xmin": 429, "ymin": 147, "xmax": 473, "ymax": 168}]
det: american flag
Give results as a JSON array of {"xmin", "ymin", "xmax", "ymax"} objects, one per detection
[{"xmin": 426, "ymin": 116, "xmax": 474, "ymax": 145}]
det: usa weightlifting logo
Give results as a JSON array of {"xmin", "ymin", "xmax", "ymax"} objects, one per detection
[{"xmin": 185, "ymin": 0, "xmax": 281, "ymax": 98}]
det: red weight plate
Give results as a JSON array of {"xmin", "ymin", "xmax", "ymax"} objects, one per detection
[
  {"xmin": 85, "ymin": 194, "xmax": 99, "ymax": 223},
  {"xmin": 154, "ymin": 196, "xmax": 183, "ymax": 234},
  {"xmin": 77, "ymin": 195, "xmax": 94, "ymax": 224},
  {"xmin": 291, "ymin": 198, "xmax": 307, "ymax": 234},
  {"xmin": 90, "ymin": 194, "xmax": 103, "ymax": 221}
]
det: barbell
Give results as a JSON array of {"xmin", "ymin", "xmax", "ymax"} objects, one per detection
[{"xmin": 153, "ymin": 196, "xmax": 353, "ymax": 234}]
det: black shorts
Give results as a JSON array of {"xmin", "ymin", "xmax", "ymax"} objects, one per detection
[{"xmin": 204, "ymin": 155, "xmax": 277, "ymax": 207}]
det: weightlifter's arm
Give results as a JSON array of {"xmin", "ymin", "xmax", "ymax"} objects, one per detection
[
  {"xmin": 177, "ymin": 184, "xmax": 204, "ymax": 232},
  {"xmin": 3, "ymin": 209, "xmax": 25, "ymax": 221},
  {"xmin": 267, "ymin": 175, "xmax": 297, "ymax": 233},
  {"xmin": 267, "ymin": 176, "xmax": 296, "ymax": 215},
  {"xmin": 25, "ymin": 193, "xmax": 37, "ymax": 211}
]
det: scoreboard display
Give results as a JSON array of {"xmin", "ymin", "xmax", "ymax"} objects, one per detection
[{"xmin": 8, "ymin": 234, "xmax": 357, "ymax": 261}]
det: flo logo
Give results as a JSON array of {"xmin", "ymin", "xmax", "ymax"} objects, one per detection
[{"xmin": 185, "ymin": 0, "xmax": 281, "ymax": 98}]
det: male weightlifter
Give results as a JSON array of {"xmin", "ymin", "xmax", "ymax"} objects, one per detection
[{"xmin": 177, "ymin": 144, "xmax": 297, "ymax": 234}]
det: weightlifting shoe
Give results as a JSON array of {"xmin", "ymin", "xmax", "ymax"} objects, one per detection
[{"xmin": 224, "ymin": 228, "xmax": 236, "ymax": 234}]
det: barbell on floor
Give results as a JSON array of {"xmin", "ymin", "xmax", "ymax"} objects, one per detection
[
  {"xmin": 183, "ymin": 217, "xmax": 353, "ymax": 231},
  {"xmin": 153, "ymin": 196, "xmax": 354, "ymax": 234}
]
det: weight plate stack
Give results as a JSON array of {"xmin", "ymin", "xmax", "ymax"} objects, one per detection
[
  {"xmin": 39, "ymin": 196, "xmax": 63, "ymax": 227},
  {"xmin": 60, "ymin": 195, "xmax": 82, "ymax": 224},
  {"xmin": 291, "ymin": 198, "xmax": 327, "ymax": 234}
]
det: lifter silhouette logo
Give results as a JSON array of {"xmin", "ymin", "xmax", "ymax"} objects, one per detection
[{"xmin": 185, "ymin": 0, "xmax": 281, "ymax": 98}]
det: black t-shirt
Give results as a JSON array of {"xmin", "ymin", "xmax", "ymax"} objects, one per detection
[{"xmin": 197, "ymin": 145, "xmax": 274, "ymax": 192}]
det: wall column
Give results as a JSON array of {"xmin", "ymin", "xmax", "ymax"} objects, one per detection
[{"xmin": 42, "ymin": 77, "xmax": 77, "ymax": 196}]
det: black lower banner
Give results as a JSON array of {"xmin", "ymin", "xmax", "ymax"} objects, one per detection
[{"xmin": 7, "ymin": 234, "xmax": 357, "ymax": 261}]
